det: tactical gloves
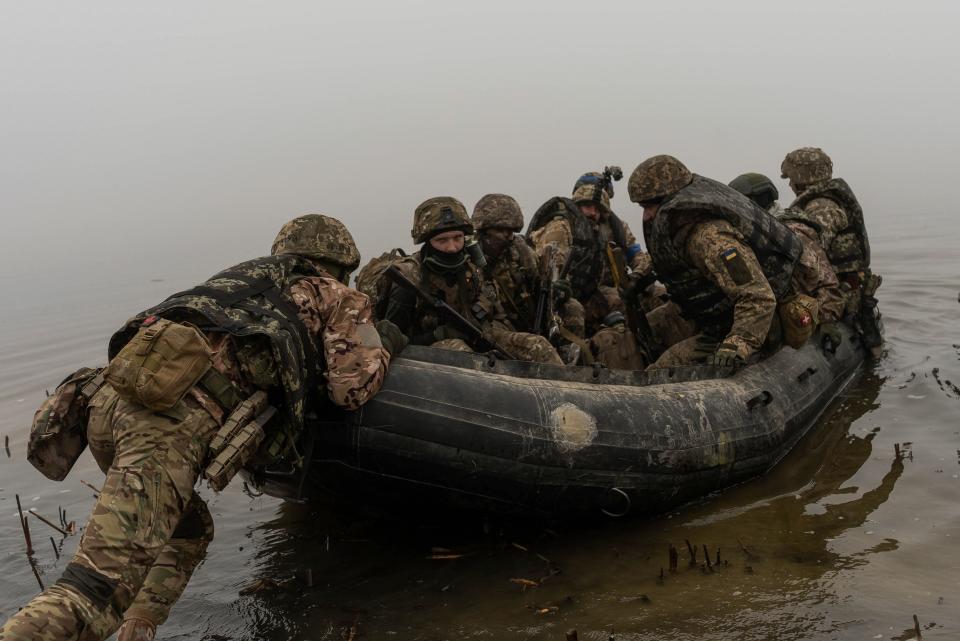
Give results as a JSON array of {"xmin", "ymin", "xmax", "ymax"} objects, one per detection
[
  {"xmin": 707, "ymin": 343, "xmax": 744, "ymax": 369},
  {"xmin": 375, "ymin": 319, "xmax": 409, "ymax": 357},
  {"xmin": 818, "ymin": 322, "xmax": 842, "ymax": 352}
]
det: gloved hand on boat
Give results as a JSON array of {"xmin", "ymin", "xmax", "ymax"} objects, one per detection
[
  {"xmin": 706, "ymin": 342, "xmax": 744, "ymax": 368},
  {"xmin": 818, "ymin": 322, "xmax": 842, "ymax": 352},
  {"xmin": 375, "ymin": 319, "xmax": 409, "ymax": 357}
]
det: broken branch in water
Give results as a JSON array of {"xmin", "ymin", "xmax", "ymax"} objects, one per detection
[
  {"xmin": 685, "ymin": 539, "xmax": 697, "ymax": 565},
  {"xmin": 29, "ymin": 510, "xmax": 69, "ymax": 537},
  {"xmin": 80, "ymin": 480, "xmax": 101, "ymax": 497},
  {"xmin": 668, "ymin": 543, "xmax": 678, "ymax": 572},
  {"xmin": 15, "ymin": 494, "xmax": 34, "ymax": 556},
  {"xmin": 28, "ymin": 557, "xmax": 44, "ymax": 591},
  {"xmin": 913, "ymin": 614, "xmax": 922, "ymax": 639},
  {"xmin": 50, "ymin": 536, "xmax": 60, "ymax": 560}
]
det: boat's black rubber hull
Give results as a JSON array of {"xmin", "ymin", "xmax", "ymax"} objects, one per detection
[{"xmin": 254, "ymin": 329, "xmax": 865, "ymax": 518}]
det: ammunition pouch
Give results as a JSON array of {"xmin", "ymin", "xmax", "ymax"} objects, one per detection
[
  {"xmin": 203, "ymin": 390, "xmax": 277, "ymax": 491},
  {"xmin": 106, "ymin": 318, "xmax": 213, "ymax": 411},
  {"xmin": 28, "ymin": 367, "xmax": 107, "ymax": 481},
  {"xmin": 778, "ymin": 294, "xmax": 819, "ymax": 349}
]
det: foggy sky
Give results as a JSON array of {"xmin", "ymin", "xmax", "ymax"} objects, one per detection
[{"xmin": 2, "ymin": 0, "xmax": 957, "ymax": 302}]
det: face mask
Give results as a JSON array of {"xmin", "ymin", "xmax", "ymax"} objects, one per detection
[{"xmin": 422, "ymin": 242, "xmax": 467, "ymax": 274}]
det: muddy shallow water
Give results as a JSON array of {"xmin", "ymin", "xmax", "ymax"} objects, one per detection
[{"xmin": 1, "ymin": 212, "xmax": 958, "ymax": 640}]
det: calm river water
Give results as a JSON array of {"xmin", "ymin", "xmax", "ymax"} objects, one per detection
[{"xmin": 1, "ymin": 211, "xmax": 958, "ymax": 640}]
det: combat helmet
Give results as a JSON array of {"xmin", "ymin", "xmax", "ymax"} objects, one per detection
[
  {"xmin": 628, "ymin": 155, "xmax": 693, "ymax": 204},
  {"xmin": 271, "ymin": 213, "xmax": 361, "ymax": 271},
  {"xmin": 411, "ymin": 196, "xmax": 473, "ymax": 244},
  {"xmin": 729, "ymin": 172, "xmax": 779, "ymax": 210},
  {"xmin": 780, "ymin": 147, "xmax": 833, "ymax": 188},
  {"xmin": 572, "ymin": 172, "xmax": 611, "ymax": 212},
  {"xmin": 472, "ymin": 194, "xmax": 524, "ymax": 231}
]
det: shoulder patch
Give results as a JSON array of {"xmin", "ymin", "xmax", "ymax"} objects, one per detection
[{"xmin": 720, "ymin": 247, "xmax": 754, "ymax": 286}]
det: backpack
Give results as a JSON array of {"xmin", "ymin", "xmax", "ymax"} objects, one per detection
[{"xmin": 355, "ymin": 248, "xmax": 409, "ymax": 318}]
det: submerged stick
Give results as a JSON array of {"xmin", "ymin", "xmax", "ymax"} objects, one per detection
[
  {"xmin": 50, "ymin": 536, "xmax": 60, "ymax": 560},
  {"xmin": 669, "ymin": 544, "xmax": 678, "ymax": 572},
  {"xmin": 685, "ymin": 539, "xmax": 697, "ymax": 565},
  {"xmin": 30, "ymin": 510, "xmax": 69, "ymax": 537},
  {"xmin": 566, "ymin": 630, "xmax": 579, "ymax": 641},
  {"xmin": 28, "ymin": 558, "xmax": 44, "ymax": 591},
  {"xmin": 80, "ymin": 480, "xmax": 101, "ymax": 497},
  {"xmin": 703, "ymin": 544, "xmax": 713, "ymax": 570},
  {"xmin": 15, "ymin": 494, "xmax": 33, "ymax": 556},
  {"xmin": 4, "ymin": 435, "xmax": 9, "ymax": 457},
  {"xmin": 913, "ymin": 614, "xmax": 922, "ymax": 639}
]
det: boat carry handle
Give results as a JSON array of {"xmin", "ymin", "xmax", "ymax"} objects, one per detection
[
  {"xmin": 796, "ymin": 366, "xmax": 818, "ymax": 382},
  {"xmin": 746, "ymin": 390, "xmax": 773, "ymax": 410},
  {"xmin": 600, "ymin": 487, "xmax": 632, "ymax": 518}
]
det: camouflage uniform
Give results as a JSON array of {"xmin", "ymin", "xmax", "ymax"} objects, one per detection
[
  {"xmin": 729, "ymin": 173, "xmax": 845, "ymax": 324},
  {"xmin": 628, "ymin": 156, "xmax": 802, "ymax": 368},
  {"xmin": 526, "ymin": 175, "xmax": 659, "ymax": 369},
  {"xmin": 780, "ymin": 148, "xmax": 882, "ymax": 350},
  {"xmin": 472, "ymin": 194, "xmax": 585, "ymax": 338},
  {"xmin": 0, "ymin": 215, "xmax": 390, "ymax": 641},
  {"xmin": 383, "ymin": 197, "xmax": 562, "ymax": 365}
]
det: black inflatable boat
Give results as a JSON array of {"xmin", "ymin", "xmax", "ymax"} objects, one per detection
[{"xmin": 252, "ymin": 326, "xmax": 866, "ymax": 518}]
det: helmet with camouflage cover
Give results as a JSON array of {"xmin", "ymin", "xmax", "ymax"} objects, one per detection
[
  {"xmin": 472, "ymin": 194, "xmax": 524, "ymax": 231},
  {"xmin": 729, "ymin": 172, "xmax": 779, "ymax": 210},
  {"xmin": 628, "ymin": 155, "xmax": 694, "ymax": 204},
  {"xmin": 780, "ymin": 147, "xmax": 833, "ymax": 188},
  {"xmin": 572, "ymin": 172, "xmax": 611, "ymax": 212},
  {"xmin": 271, "ymin": 213, "xmax": 361, "ymax": 271},
  {"xmin": 411, "ymin": 196, "xmax": 473, "ymax": 244}
]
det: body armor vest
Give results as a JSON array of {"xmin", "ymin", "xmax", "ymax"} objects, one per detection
[
  {"xmin": 108, "ymin": 254, "xmax": 324, "ymax": 432},
  {"xmin": 784, "ymin": 178, "xmax": 869, "ymax": 274},
  {"xmin": 644, "ymin": 175, "xmax": 802, "ymax": 335},
  {"xmin": 526, "ymin": 197, "xmax": 604, "ymax": 300}
]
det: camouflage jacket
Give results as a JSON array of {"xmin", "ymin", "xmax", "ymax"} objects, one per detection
[
  {"xmin": 784, "ymin": 178, "xmax": 869, "ymax": 274},
  {"xmin": 109, "ymin": 255, "xmax": 390, "ymax": 429},
  {"xmin": 485, "ymin": 236, "xmax": 540, "ymax": 332},
  {"xmin": 382, "ymin": 251, "xmax": 507, "ymax": 345},
  {"xmin": 783, "ymin": 221, "xmax": 846, "ymax": 324},
  {"xmin": 528, "ymin": 204, "xmax": 651, "ymax": 294}
]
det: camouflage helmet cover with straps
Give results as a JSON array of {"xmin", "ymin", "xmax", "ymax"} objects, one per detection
[
  {"xmin": 271, "ymin": 213, "xmax": 361, "ymax": 272},
  {"xmin": 628, "ymin": 155, "xmax": 694, "ymax": 204},
  {"xmin": 472, "ymin": 193, "xmax": 524, "ymax": 231},
  {"xmin": 780, "ymin": 147, "xmax": 833, "ymax": 188},
  {"xmin": 411, "ymin": 196, "xmax": 473, "ymax": 244}
]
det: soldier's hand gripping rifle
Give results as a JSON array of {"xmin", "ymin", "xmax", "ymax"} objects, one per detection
[{"xmin": 385, "ymin": 265, "xmax": 518, "ymax": 360}]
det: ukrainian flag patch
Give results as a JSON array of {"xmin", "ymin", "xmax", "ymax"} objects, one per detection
[{"xmin": 720, "ymin": 247, "xmax": 753, "ymax": 286}]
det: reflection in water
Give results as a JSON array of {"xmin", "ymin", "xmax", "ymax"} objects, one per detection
[{"xmin": 218, "ymin": 371, "xmax": 905, "ymax": 641}]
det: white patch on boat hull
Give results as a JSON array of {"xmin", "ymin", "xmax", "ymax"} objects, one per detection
[{"xmin": 549, "ymin": 403, "xmax": 598, "ymax": 452}]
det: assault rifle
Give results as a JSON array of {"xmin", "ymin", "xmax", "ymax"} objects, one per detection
[
  {"xmin": 605, "ymin": 242, "xmax": 661, "ymax": 363},
  {"xmin": 384, "ymin": 265, "xmax": 518, "ymax": 360},
  {"xmin": 533, "ymin": 244, "xmax": 556, "ymax": 337}
]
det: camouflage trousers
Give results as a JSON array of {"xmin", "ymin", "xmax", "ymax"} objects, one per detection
[{"xmin": 0, "ymin": 385, "xmax": 218, "ymax": 641}]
